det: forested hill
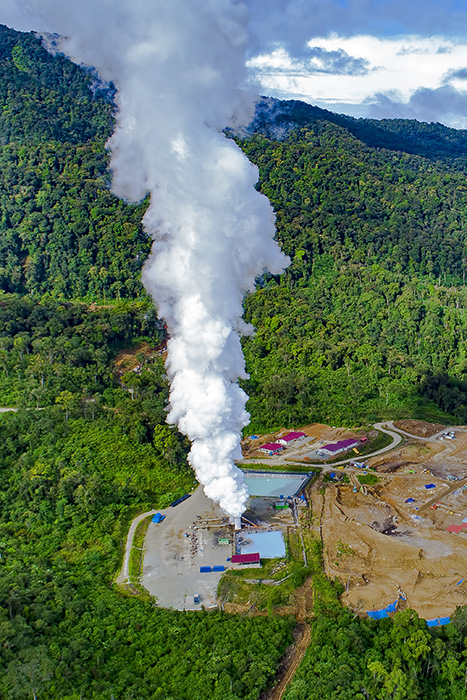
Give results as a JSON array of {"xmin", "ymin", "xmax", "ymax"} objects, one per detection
[
  {"xmin": 0, "ymin": 24, "xmax": 113, "ymax": 144},
  {"xmin": 238, "ymin": 97, "xmax": 467, "ymax": 285},
  {"xmin": 234, "ymin": 99, "xmax": 467, "ymax": 429},
  {"xmin": 0, "ymin": 23, "xmax": 467, "ymax": 427},
  {"xmin": 247, "ymin": 96, "xmax": 467, "ymax": 172},
  {"xmin": 0, "ymin": 23, "xmax": 150, "ymax": 299}
]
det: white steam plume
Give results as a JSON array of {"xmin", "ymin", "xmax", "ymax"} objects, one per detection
[{"xmin": 8, "ymin": 1, "xmax": 288, "ymax": 517}]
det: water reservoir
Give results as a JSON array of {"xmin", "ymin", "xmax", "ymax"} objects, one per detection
[{"xmin": 243, "ymin": 471, "xmax": 311, "ymax": 498}]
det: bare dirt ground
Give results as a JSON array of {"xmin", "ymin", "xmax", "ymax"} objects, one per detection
[
  {"xmin": 113, "ymin": 341, "xmax": 166, "ymax": 374},
  {"xmin": 319, "ymin": 424, "xmax": 467, "ymax": 620},
  {"xmin": 393, "ymin": 419, "xmax": 446, "ymax": 438},
  {"xmin": 369, "ymin": 440, "xmax": 444, "ymax": 472}
]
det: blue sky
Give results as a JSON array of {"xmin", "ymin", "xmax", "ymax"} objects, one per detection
[
  {"xmin": 3, "ymin": 0, "xmax": 467, "ymax": 128},
  {"xmin": 245, "ymin": 0, "xmax": 467, "ymax": 127}
]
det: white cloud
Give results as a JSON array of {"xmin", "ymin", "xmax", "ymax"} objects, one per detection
[{"xmin": 248, "ymin": 34, "xmax": 467, "ymax": 126}]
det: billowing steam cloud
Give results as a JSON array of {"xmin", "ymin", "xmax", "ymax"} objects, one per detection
[{"xmin": 8, "ymin": 1, "xmax": 288, "ymax": 516}]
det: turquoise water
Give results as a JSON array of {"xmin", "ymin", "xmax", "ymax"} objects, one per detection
[
  {"xmin": 238, "ymin": 530, "xmax": 286, "ymax": 558},
  {"xmin": 244, "ymin": 472, "xmax": 309, "ymax": 498}
]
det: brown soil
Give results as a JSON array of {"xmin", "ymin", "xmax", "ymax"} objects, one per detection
[
  {"xmin": 113, "ymin": 341, "xmax": 166, "ymax": 373},
  {"xmin": 393, "ymin": 419, "xmax": 446, "ymax": 437},
  {"xmin": 321, "ymin": 470, "xmax": 467, "ymax": 619},
  {"xmin": 369, "ymin": 440, "xmax": 444, "ymax": 472}
]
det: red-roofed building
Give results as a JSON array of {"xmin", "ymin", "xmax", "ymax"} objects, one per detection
[
  {"xmin": 259, "ymin": 443, "xmax": 284, "ymax": 455},
  {"xmin": 320, "ymin": 438, "xmax": 359, "ymax": 456},
  {"xmin": 277, "ymin": 431, "xmax": 306, "ymax": 446},
  {"xmin": 447, "ymin": 523, "xmax": 467, "ymax": 533},
  {"xmin": 231, "ymin": 553, "xmax": 260, "ymax": 564}
]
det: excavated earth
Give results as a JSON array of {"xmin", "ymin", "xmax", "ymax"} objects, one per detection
[{"xmin": 319, "ymin": 425, "xmax": 467, "ymax": 619}]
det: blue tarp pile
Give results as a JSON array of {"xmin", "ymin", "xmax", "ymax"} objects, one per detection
[
  {"xmin": 367, "ymin": 600, "xmax": 398, "ymax": 619},
  {"xmin": 427, "ymin": 617, "xmax": 451, "ymax": 627},
  {"xmin": 424, "ymin": 483, "xmax": 436, "ymax": 489},
  {"xmin": 405, "ymin": 498, "xmax": 415, "ymax": 503},
  {"xmin": 367, "ymin": 610, "xmax": 388, "ymax": 619}
]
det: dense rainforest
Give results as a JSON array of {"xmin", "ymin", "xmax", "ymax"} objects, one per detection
[{"xmin": 1, "ymin": 22, "xmax": 467, "ymax": 700}]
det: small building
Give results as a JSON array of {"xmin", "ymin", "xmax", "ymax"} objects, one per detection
[
  {"xmin": 320, "ymin": 438, "xmax": 360, "ymax": 457},
  {"xmin": 277, "ymin": 431, "xmax": 306, "ymax": 446},
  {"xmin": 231, "ymin": 552, "xmax": 261, "ymax": 565},
  {"xmin": 274, "ymin": 501, "xmax": 289, "ymax": 510},
  {"xmin": 259, "ymin": 442, "xmax": 284, "ymax": 455}
]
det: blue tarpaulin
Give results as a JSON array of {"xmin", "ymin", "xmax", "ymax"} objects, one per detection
[
  {"xmin": 152, "ymin": 513, "xmax": 165, "ymax": 523},
  {"xmin": 426, "ymin": 617, "xmax": 451, "ymax": 627},
  {"xmin": 424, "ymin": 483, "xmax": 436, "ymax": 489},
  {"xmin": 457, "ymin": 579, "xmax": 464, "ymax": 586},
  {"xmin": 367, "ymin": 600, "xmax": 398, "ymax": 619},
  {"xmin": 200, "ymin": 566, "xmax": 212, "ymax": 573},
  {"xmin": 405, "ymin": 498, "xmax": 415, "ymax": 503},
  {"xmin": 367, "ymin": 610, "xmax": 389, "ymax": 619},
  {"xmin": 212, "ymin": 565, "xmax": 225, "ymax": 572}
]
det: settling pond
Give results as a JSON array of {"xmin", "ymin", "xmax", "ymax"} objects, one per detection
[{"xmin": 243, "ymin": 470, "xmax": 313, "ymax": 498}]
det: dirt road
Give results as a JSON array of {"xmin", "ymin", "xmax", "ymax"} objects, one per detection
[
  {"xmin": 263, "ymin": 580, "xmax": 312, "ymax": 700},
  {"xmin": 417, "ymin": 476, "xmax": 467, "ymax": 514},
  {"xmin": 267, "ymin": 622, "xmax": 310, "ymax": 700},
  {"xmin": 385, "ymin": 421, "xmax": 458, "ymax": 442}
]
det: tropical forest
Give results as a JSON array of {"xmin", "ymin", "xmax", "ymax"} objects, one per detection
[{"xmin": 1, "ymin": 22, "xmax": 467, "ymax": 700}]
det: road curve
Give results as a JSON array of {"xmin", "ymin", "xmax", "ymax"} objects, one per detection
[
  {"xmin": 383, "ymin": 421, "xmax": 459, "ymax": 442},
  {"xmin": 116, "ymin": 509, "xmax": 157, "ymax": 585}
]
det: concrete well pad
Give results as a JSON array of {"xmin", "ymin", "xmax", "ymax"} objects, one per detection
[{"xmin": 142, "ymin": 487, "xmax": 234, "ymax": 610}]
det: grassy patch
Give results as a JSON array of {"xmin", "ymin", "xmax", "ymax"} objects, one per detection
[
  {"xmin": 357, "ymin": 429, "xmax": 394, "ymax": 456},
  {"xmin": 129, "ymin": 515, "xmax": 152, "ymax": 582},
  {"xmin": 336, "ymin": 540, "xmax": 354, "ymax": 558},
  {"xmin": 413, "ymin": 400, "xmax": 458, "ymax": 425},
  {"xmin": 218, "ymin": 558, "xmax": 309, "ymax": 611},
  {"xmin": 357, "ymin": 473, "xmax": 379, "ymax": 485},
  {"xmin": 239, "ymin": 462, "xmax": 320, "ymax": 474}
]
